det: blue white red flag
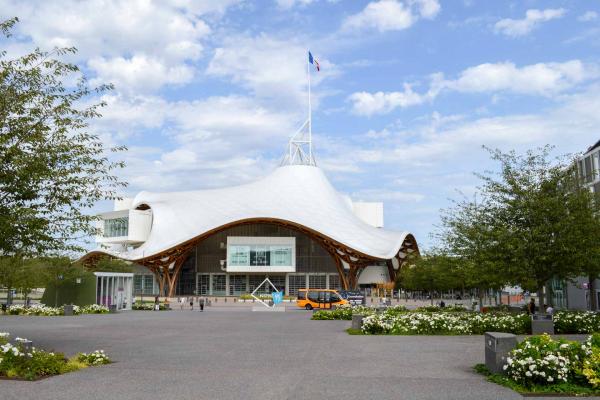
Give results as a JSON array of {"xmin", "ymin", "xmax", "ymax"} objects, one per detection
[{"xmin": 308, "ymin": 51, "xmax": 320, "ymax": 71}]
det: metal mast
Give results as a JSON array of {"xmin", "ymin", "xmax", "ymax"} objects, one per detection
[{"xmin": 281, "ymin": 50, "xmax": 316, "ymax": 166}]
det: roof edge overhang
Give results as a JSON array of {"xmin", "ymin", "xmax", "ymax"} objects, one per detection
[{"xmin": 80, "ymin": 217, "xmax": 416, "ymax": 265}]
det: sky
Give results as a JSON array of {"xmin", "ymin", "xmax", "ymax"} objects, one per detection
[{"xmin": 1, "ymin": 0, "xmax": 600, "ymax": 250}]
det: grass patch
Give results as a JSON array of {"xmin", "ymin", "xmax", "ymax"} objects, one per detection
[
  {"xmin": 474, "ymin": 364, "xmax": 600, "ymax": 396},
  {"xmin": 346, "ymin": 328, "xmax": 363, "ymax": 335}
]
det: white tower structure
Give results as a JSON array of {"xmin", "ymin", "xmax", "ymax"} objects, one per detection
[{"xmin": 281, "ymin": 50, "xmax": 317, "ymax": 167}]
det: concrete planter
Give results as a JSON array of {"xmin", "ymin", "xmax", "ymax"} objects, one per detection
[
  {"xmin": 351, "ymin": 314, "xmax": 364, "ymax": 330},
  {"xmin": 531, "ymin": 314, "xmax": 554, "ymax": 335},
  {"xmin": 484, "ymin": 332, "xmax": 517, "ymax": 374},
  {"xmin": 63, "ymin": 304, "xmax": 74, "ymax": 316}
]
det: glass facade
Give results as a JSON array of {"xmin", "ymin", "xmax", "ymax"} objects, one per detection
[
  {"xmin": 228, "ymin": 244, "xmax": 293, "ymax": 267},
  {"xmin": 212, "ymin": 274, "xmax": 226, "ymax": 296},
  {"xmin": 309, "ymin": 275, "xmax": 327, "ymax": 290},
  {"xmin": 229, "ymin": 275, "xmax": 247, "ymax": 295},
  {"xmin": 104, "ymin": 217, "xmax": 129, "ymax": 237},
  {"xmin": 288, "ymin": 275, "xmax": 306, "ymax": 296},
  {"xmin": 197, "ymin": 274, "xmax": 209, "ymax": 295},
  {"xmin": 133, "ymin": 274, "xmax": 156, "ymax": 295}
]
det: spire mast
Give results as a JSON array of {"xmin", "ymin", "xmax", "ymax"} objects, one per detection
[{"xmin": 307, "ymin": 49, "xmax": 312, "ymax": 162}]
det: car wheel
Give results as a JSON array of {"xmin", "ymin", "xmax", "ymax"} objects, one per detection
[{"xmin": 305, "ymin": 304, "xmax": 313, "ymax": 310}]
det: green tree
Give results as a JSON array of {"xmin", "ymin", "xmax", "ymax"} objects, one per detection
[
  {"xmin": 439, "ymin": 146, "xmax": 600, "ymax": 307},
  {"xmin": 0, "ymin": 17, "xmax": 126, "ymax": 257}
]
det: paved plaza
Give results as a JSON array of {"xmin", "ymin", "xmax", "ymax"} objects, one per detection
[{"xmin": 0, "ymin": 309, "xmax": 594, "ymax": 400}]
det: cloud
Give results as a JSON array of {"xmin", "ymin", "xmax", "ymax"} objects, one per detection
[
  {"xmin": 348, "ymin": 60, "xmax": 597, "ymax": 115},
  {"xmin": 348, "ymin": 84, "xmax": 432, "ymax": 115},
  {"xmin": 494, "ymin": 8, "xmax": 566, "ymax": 37},
  {"xmin": 88, "ymin": 55, "xmax": 195, "ymax": 93},
  {"xmin": 341, "ymin": 0, "xmax": 440, "ymax": 33},
  {"xmin": 579, "ymin": 11, "xmax": 598, "ymax": 22},
  {"xmin": 0, "ymin": 0, "xmax": 240, "ymax": 92},
  {"xmin": 207, "ymin": 34, "xmax": 337, "ymax": 109},
  {"xmin": 275, "ymin": 0, "xmax": 316, "ymax": 9}
]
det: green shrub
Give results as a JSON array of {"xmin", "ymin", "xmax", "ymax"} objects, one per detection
[
  {"xmin": 554, "ymin": 311, "xmax": 600, "ymax": 334},
  {"xmin": 77, "ymin": 350, "xmax": 110, "ymax": 366}
]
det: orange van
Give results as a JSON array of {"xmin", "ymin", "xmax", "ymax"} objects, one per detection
[{"xmin": 296, "ymin": 289, "xmax": 348, "ymax": 310}]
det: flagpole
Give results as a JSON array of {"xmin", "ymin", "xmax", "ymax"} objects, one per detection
[{"xmin": 307, "ymin": 50, "xmax": 312, "ymax": 162}]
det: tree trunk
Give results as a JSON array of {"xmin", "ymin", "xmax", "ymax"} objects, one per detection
[
  {"xmin": 589, "ymin": 275, "xmax": 598, "ymax": 311},
  {"xmin": 536, "ymin": 287, "xmax": 544, "ymax": 314}
]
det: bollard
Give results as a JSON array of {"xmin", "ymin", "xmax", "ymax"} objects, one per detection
[
  {"xmin": 531, "ymin": 314, "xmax": 554, "ymax": 335},
  {"xmin": 351, "ymin": 314, "xmax": 364, "ymax": 330},
  {"xmin": 63, "ymin": 304, "xmax": 74, "ymax": 316},
  {"xmin": 484, "ymin": 332, "xmax": 517, "ymax": 374}
]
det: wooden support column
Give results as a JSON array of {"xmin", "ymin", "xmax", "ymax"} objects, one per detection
[
  {"xmin": 332, "ymin": 254, "xmax": 349, "ymax": 290},
  {"xmin": 166, "ymin": 256, "xmax": 187, "ymax": 298},
  {"xmin": 386, "ymin": 260, "xmax": 396, "ymax": 284}
]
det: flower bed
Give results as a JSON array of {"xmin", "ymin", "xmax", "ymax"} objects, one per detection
[
  {"xmin": 132, "ymin": 302, "xmax": 168, "ymax": 311},
  {"xmin": 5, "ymin": 304, "xmax": 109, "ymax": 316},
  {"xmin": 311, "ymin": 305, "xmax": 407, "ymax": 320},
  {"xmin": 0, "ymin": 332, "xmax": 111, "ymax": 380},
  {"xmin": 476, "ymin": 334, "xmax": 600, "ymax": 396},
  {"xmin": 361, "ymin": 311, "xmax": 530, "ymax": 335},
  {"xmin": 553, "ymin": 311, "xmax": 600, "ymax": 334}
]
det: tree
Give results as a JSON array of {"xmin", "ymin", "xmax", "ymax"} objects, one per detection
[
  {"xmin": 82, "ymin": 255, "xmax": 133, "ymax": 273},
  {"xmin": 0, "ymin": 17, "xmax": 126, "ymax": 257},
  {"xmin": 438, "ymin": 146, "xmax": 600, "ymax": 308}
]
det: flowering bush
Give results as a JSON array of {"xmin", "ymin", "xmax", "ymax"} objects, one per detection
[
  {"xmin": 77, "ymin": 350, "xmax": 111, "ymax": 365},
  {"xmin": 133, "ymin": 302, "xmax": 167, "ymax": 311},
  {"xmin": 0, "ymin": 333, "xmax": 111, "ymax": 380},
  {"xmin": 554, "ymin": 311, "xmax": 600, "ymax": 334},
  {"xmin": 5, "ymin": 304, "xmax": 109, "ymax": 316},
  {"xmin": 361, "ymin": 312, "xmax": 530, "ymax": 335},
  {"xmin": 503, "ymin": 334, "xmax": 584, "ymax": 386},
  {"xmin": 415, "ymin": 304, "xmax": 467, "ymax": 312},
  {"xmin": 78, "ymin": 304, "xmax": 109, "ymax": 314},
  {"xmin": 311, "ymin": 305, "xmax": 381, "ymax": 320}
]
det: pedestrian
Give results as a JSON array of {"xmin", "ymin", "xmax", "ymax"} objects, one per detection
[
  {"xmin": 545, "ymin": 304, "xmax": 554, "ymax": 316},
  {"xmin": 154, "ymin": 295, "xmax": 160, "ymax": 311},
  {"xmin": 189, "ymin": 297, "xmax": 194, "ymax": 311},
  {"xmin": 200, "ymin": 297, "xmax": 204, "ymax": 312},
  {"xmin": 180, "ymin": 297, "xmax": 186, "ymax": 310},
  {"xmin": 527, "ymin": 298, "xmax": 536, "ymax": 315},
  {"xmin": 440, "ymin": 300, "xmax": 445, "ymax": 308}
]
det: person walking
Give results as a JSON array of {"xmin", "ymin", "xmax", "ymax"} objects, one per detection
[
  {"xmin": 154, "ymin": 295, "xmax": 160, "ymax": 311},
  {"xmin": 527, "ymin": 298, "xmax": 536, "ymax": 315},
  {"xmin": 189, "ymin": 297, "xmax": 194, "ymax": 311},
  {"xmin": 200, "ymin": 297, "xmax": 204, "ymax": 312}
]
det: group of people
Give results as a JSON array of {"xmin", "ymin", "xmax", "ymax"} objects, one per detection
[
  {"xmin": 178, "ymin": 296, "xmax": 205, "ymax": 311},
  {"xmin": 527, "ymin": 298, "xmax": 554, "ymax": 315}
]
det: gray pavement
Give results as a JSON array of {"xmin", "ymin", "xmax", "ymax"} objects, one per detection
[{"xmin": 0, "ymin": 309, "xmax": 595, "ymax": 400}]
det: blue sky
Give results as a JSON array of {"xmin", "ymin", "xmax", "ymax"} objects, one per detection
[{"xmin": 2, "ymin": 0, "xmax": 600, "ymax": 250}]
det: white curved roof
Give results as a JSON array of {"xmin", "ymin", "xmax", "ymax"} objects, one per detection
[{"xmin": 103, "ymin": 165, "xmax": 413, "ymax": 261}]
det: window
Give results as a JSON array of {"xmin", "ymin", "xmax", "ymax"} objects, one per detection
[
  {"xmin": 329, "ymin": 274, "xmax": 341, "ymax": 290},
  {"xmin": 229, "ymin": 275, "xmax": 247, "ymax": 295},
  {"xmin": 269, "ymin": 275, "xmax": 285, "ymax": 292},
  {"xmin": 227, "ymin": 243, "xmax": 293, "ymax": 267},
  {"xmin": 212, "ymin": 274, "xmax": 226, "ymax": 296},
  {"xmin": 309, "ymin": 275, "xmax": 326, "ymax": 290},
  {"xmin": 143, "ymin": 275, "xmax": 154, "ymax": 294},
  {"xmin": 307, "ymin": 290, "xmax": 319, "ymax": 302},
  {"xmin": 197, "ymin": 274, "xmax": 209, "ymax": 295},
  {"xmin": 249, "ymin": 275, "xmax": 268, "ymax": 294},
  {"xmin": 586, "ymin": 156, "xmax": 594, "ymax": 183},
  {"xmin": 288, "ymin": 275, "xmax": 306, "ymax": 296},
  {"xmin": 103, "ymin": 217, "xmax": 129, "ymax": 237},
  {"xmin": 330, "ymin": 293, "xmax": 341, "ymax": 303},
  {"xmin": 134, "ymin": 275, "xmax": 143, "ymax": 294},
  {"xmin": 297, "ymin": 290, "xmax": 306, "ymax": 300}
]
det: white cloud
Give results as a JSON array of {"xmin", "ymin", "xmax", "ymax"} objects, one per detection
[
  {"xmin": 341, "ymin": 0, "xmax": 440, "ymax": 33},
  {"xmin": 0, "ymin": 0, "xmax": 240, "ymax": 92},
  {"xmin": 349, "ymin": 60, "xmax": 597, "ymax": 115},
  {"xmin": 349, "ymin": 84, "xmax": 431, "ymax": 115},
  {"xmin": 579, "ymin": 11, "xmax": 598, "ymax": 22},
  {"xmin": 207, "ymin": 35, "xmax": 336, "ymax": 109},
  {"xmin": 89, "ymin": 55, "xmax": 195, "ymax": 93},
  {"xmin": 494, "ymin": 8, "xmax": 566, "ymax": 37},
  {"xmin": 275, "ymin": 0, "xmax": 316, "ymax": 9}
]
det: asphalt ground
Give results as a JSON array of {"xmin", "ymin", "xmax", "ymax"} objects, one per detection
[{"xmin": 1, "ymin": 309, "xmax": 596, "ymax": 400}]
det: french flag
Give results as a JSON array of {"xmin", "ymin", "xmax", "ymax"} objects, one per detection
[{"xmin": 308, "ymin": 51, "xmax": 320, "ymax": 71}]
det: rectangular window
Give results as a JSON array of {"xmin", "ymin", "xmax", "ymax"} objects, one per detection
[
  {"xmin": 212, "ymin": 274, "xmax": 226, "ymax": 296},
  {"xmin": 586, "ymin": 156, "xmax": 593, "ymax": 183},
  {"xmin": 329, "ymin": 274, "xmax": 341, "ymax": 290},
  {"xmin": 309, "ymin": 275, "xmax": 327, "ymax": 290},
  {"xmin": 134, "ymin": 275, "xmax": 143, "ymax": 294},
  {"xmin": 288, "ymin": 275, "xmax": 306, "ymax": 296},
  {"xmin": 197, "ymin": 274, "xmax": 209, "ymax": 295},
  {"xmin": 229, "ymin": 275, "xmax": 247, "ymax": 296},
  {"xmin": 103, "ymin": 217, "xmax": 129, "ymax": 238},
  {"xmin": 143, "ymin": 275, "xmax": 154, "ymax": 295},
  {"xmin": 226, "ymin": 237, "xmax": 295, "ymax": 271},
  {"xmin": 249, "ymin": 275, "xmax": 268, "ymax": 294}
]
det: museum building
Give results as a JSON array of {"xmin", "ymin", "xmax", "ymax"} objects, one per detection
[{"xmin": 84, "ymin": 137, "xmax": 419, "ymax": 298}]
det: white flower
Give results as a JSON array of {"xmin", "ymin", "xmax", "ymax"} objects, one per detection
[{"xmin": 525, "ymin": 371, "xmax": 532, "ymax": 377}]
